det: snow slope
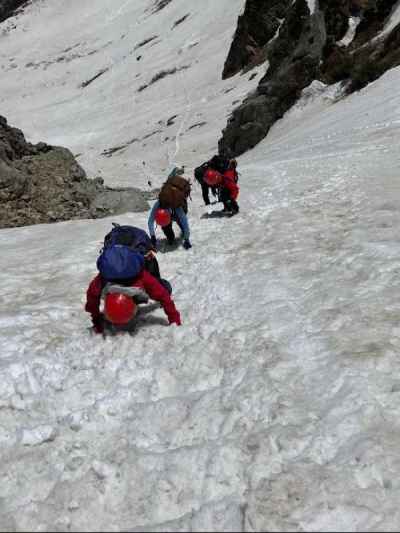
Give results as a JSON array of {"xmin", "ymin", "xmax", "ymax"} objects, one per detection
[
  {"xmin": 1, "ymin": 1, "xmax": 400, "ymax": 531},
  {"xmin": 0, "ymin": 0, "xmax": 263, "ymax": 187}
]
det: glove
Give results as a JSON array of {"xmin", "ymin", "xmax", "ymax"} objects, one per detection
[
  {"xmin": 169, "ymin": 313, "xmax": 182, "ymax": 326},
  {"xmin": 183, "ymin": 239, "xmax": 192, "ymax": 250},
  {"xmin": 92, "ymin": 314, "xmax": 104, "ymax": 334},
  {"xmin": 150, "ymin": 235, "xmax": 157, "ymax": 248}
]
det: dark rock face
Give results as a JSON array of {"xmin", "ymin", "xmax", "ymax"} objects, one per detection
[
  {"xmin": 0, "ymin": 116, "xmax": 149, "ymax": 229},
  {"xmin": 0, "ymin": 0, "xmax": 29, "ymax": 23},
  {"xmin": 219, "ymin": 0, "xmax": 400, "ymax": 157},
  {"xmin": 220, "ymin": 0, "xmax": 326, "ymax": 156},
  {"xmin": 222, "ymin": 0, "xmax": 291, "ymax": 79}
]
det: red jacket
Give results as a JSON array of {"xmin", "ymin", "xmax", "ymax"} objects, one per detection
[
  {"xmin": 85, "ymin": 270, "xmax": 181, "ymax": 325},
  {"xmin": 222, "ymin": 169, "xmax": 239, "ymax": 200}
]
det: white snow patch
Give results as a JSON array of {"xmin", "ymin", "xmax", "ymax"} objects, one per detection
[
  {"xmin": 338, "ymin": 16, "xmax": 361, "ymax": 47},
  {"xmin": 306, "ymin": 0, "xmax": 317, "ymax": 15},
  {"xmin": 21, "ymin": 425, "xmax": 58, "ymax": 446},
  {"xmin": 380, "ymin": 0, "xmax": 400, "ymax": 36}
]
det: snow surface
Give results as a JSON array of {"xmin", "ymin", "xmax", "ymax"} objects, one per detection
[
  {"xmin": 338, "ymin": 16, "xmax": 361, "ymax": 47},
  {"xmin": 1, "ymin": 0, "xmax": 400, "ymax": 531},
  {"xmin": 306, "ymin": 0, "xmax": 317, "ymax": 15},
  {"xmin": 380, "ymin": 0, "xmax": 400, "ymax": 37}
]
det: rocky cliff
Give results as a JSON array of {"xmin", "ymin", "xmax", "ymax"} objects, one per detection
[
  {"xmin": 219, "ymin": 0, "xmax": 400, "ymax": 156},
  {"xmin": 0, "ymin": 0, "xmax": 30, "ymax": 23},
  {"xmin": 0, "ymin": 116, "xmax": 150, "ymax": 228}
]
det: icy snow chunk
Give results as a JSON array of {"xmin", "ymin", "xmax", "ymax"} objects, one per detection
[
  {"xmin": 91, "ymin": 460, "xmax": 113, "ymax": 480},
  {"xmin": 68, "ymin": 500, "xmax": 80, "ymax": 511},
  {"xmin": 300, "ymin": 505, "xmax": 381, "ymax": 532},
  {"xmin": 66, "ymin": 412, "xmax": 85, "ymax": 432},
  {"xmin": 21, "ymin": 425, "xmax": 58, "ymax": 446}
]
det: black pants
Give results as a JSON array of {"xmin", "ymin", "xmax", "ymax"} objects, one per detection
[
  {"xmin": 145, "ymin": 255, "xmax": 161, "ymax": 278},
  {"xmin": 161, "ymin": 217, "xmax": 184, "ymax": 245},
  {"xmin": 201, "ymin": 182, "xmax": 219, "ymax": 206},
  {"xmin": 220, "ymin": 188, "xmax": 239, "ymax": 213},
  {"xmin": 144, "ymin": 255, "xmax": 172, "ymax": 294}
]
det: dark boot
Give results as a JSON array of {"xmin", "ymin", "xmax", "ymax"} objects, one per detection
[
  {"xmin": 162, "ymin": 223, "xmax": 175, "ymax": 244},
  {"xmin": 201, "ymin": 182, "xmax": 211, "ymax": 206},
  {"xmin": 230, "ymin": 199, "xmax": 239, "ymax": 215}
]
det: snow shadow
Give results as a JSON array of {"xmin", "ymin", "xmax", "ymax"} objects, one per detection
[
  {"xmin": 139, "ymin": 302, "xmax": 162, "ymax": 315},
  {"xmin": 201, "ymin": 210, "xmax": 232, "ymax": 219},
  {"xmin": 157, "ymin": 237, "xmax": 183, "ymax": 254}
]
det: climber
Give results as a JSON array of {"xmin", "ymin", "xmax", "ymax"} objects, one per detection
[
  {"xmin": 148, "ymin": 167, "xmax": 192, "ymax": 249},
  {"xmin": 220, "ymin": 159, "xmax": 240, "ymax": 215},
  {"xmin": 194, "ymin": 154, "xmax": 232, "ymax": 206},
  {"xmin": 102, "ymin": 223, "xmax": 171, "ymax": 293},
  {"xmin": 85, "ymin": 247, "xmax": 181, "ymax": 334}
]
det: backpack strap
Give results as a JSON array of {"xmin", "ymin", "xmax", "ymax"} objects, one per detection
[{"xmin": 101, "ymin": 283, "xmax": 149, "ymax": 303}]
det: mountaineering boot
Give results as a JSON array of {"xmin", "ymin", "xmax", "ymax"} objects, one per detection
[{"xmin": 230, "ymin": 201, "xmax": 239, "ymax": 216}]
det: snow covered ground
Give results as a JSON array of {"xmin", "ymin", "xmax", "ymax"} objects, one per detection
[{"xmin": 1, "ymin": 1, "xmax": 400, "ymax": 531}]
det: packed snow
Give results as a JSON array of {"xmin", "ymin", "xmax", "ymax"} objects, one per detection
[{"xmin": 1, "ymin": 0, "xmax": 400, "ymax": 531}]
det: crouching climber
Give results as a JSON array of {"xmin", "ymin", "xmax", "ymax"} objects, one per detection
[
  {"xmin": 220, "ymin": 159, "xmax": 239, "ymax": 215},
  {"xmin": 194, "ymin": 154, "xmax": 231, "ymax": 206},
  {"xmin": 85, "ymin": 229, "xmax": 181, "ymax": 334},
  {"xmin": 102, "ymin": 223, "xmax": 171, "ymax": 292},
  {"xmin": 201, "ymin": 159, "xmax": 239, "ymax": 216},
  {"xmin": 148, "ymin": 168, "xmax": 192, "ymax": 250}
]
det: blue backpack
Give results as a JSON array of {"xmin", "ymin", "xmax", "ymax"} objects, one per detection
[
  {"xmin": 97, "ymin": 224, "xmax": 146, "ymax": 281},
  {"xmin": 103, "ymin": 223, "xmax": 153, "ymax": 255}
]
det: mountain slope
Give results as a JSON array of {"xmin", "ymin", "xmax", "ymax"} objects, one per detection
[
  {"xmin": 0, "ymin": 0, "xmax": 261, "ymax": 188},
  {"xmin": 1, "ymin": 1, "xmax": 400, "ymax": 531}
]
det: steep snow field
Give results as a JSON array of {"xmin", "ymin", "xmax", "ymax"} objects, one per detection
[
  {"xmin": 0, "ymin": 0, "xmax": 263, "ymax": 187},
  {"xmin": 1, "ymin": 1, "xmax": 400, "ymax": 531}
]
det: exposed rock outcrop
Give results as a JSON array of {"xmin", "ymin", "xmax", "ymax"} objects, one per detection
[
  {"xmin": 222, "ymin": 0, "xmax": 291, "ymax": 79},
  {"xmin": 0, "ymin": 0, "xmax": 30, "ymax": 24},
  {"xmin": 0, "ymin": 116, "xmax": 150, "ymax": 229},
  {"xmin": 219, "ymin": 0, "xmax": 400, "ymax": 157}
]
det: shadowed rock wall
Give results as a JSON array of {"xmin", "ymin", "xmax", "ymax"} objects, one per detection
[{"xmin": 219, "ymin": 0, "xmax": 400, "ymax": 157}]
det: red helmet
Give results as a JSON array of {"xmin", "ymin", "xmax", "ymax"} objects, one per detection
[
  {"xmin": 104, "ymin": 293, "xmax": 137, "ymax": 325},
  {"xmin": 204, "ymin": 168, "xmax": 222, "ymax": 186},
  {"xmin": 155, "ymin": 208, "xmax": 171, "ymax": 227}
]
